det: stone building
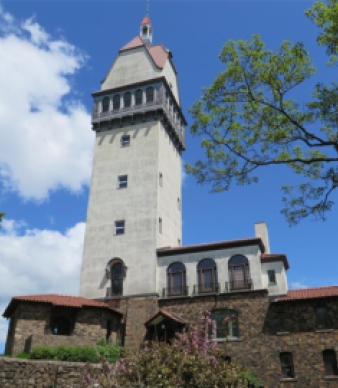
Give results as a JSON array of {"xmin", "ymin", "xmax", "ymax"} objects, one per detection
[
  {"xmin": 3, "ymin": 14, "xmax": 338, "ymax": 388},
  {"xmin": 3, "ymin": 294, "xmax": 122, "ymax": 356}
]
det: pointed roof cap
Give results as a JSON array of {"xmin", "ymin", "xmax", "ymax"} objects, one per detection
[{"xmin": 141, "ymin": 15, "xmax": 151, "ymax": 25}]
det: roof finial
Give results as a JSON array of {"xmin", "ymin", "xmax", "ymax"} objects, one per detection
[{"xmin": 146, "ymin": 0, "xmax": 150, "ymax": 16}]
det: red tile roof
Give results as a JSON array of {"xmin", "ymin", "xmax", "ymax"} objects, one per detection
[
  {"xmin": 141, "ymin": 15, "xmax": 151, "ymax": 26},
  {"xmin": 3, "ymin": 294, "xmax": 123, "ymax": 318},
  {"xmin": 278, "ymin": 286, "xmax": 338, "ymax": 302},
  {"xmin": 120, "ymin": 37, "xmax": 169, "ymax": 70},
  {"xmin": 261, "ymin": 253, "xmax": 290, "ymax": 270},
  {"xmin": 144, "ymin": 308, "xmax": 186, "ymax": 326},
  {"xmin": 157, "ymin": 238, "xmax": 265, "ymax": 257}
]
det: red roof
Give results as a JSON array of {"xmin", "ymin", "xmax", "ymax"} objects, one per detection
[
  {"xmin": 278, "ymin": 286, "xmax": 338, "ymax": 302},
  {"xmin": 120, "ymin": 37, "xmax": 169, "ymax": 70},
  {"xmin": 3, "ymin": 294, "xmax": 123, "ymax": 318},
  {"xmin": 261, "ymin": 253, "xmax": 290, "ymax": 270},
  {"xmin": 144, "ymin": 308, "xmax": 186, "ymax": 326},
  {"xmin": 141, "ymin": 15, "xmax": 151, "ymax": 26}
]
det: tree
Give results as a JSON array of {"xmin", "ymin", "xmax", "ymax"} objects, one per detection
[
  {"xmin": 0, "ymin": 212, "xmax": 4, "ymax": 228},
  {"xmin": 187, "ymin": 0, "xmax": 338, "ymax": 225}
]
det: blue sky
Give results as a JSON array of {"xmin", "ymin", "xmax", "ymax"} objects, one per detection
[{"xmin": 0, "ymin": 0, "xmax": 337, "ymax": 354}]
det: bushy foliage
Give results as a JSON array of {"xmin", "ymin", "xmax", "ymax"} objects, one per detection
[
  {"xmin": 96, "ymin": 338, "xmax": 121, "ymax": 363},
  {"xmin": 30, "ymin": 346, "xmax": 56, "ymax": 360},
  {"xmin": 83, "ymin": 312, "xmax": 264, "ymax": 388},
  {"xmin": 14, "ymin": 352, "xmax": 30, "ymax": 359}
]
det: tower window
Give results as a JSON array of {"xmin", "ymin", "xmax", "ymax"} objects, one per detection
[
  {"xmin": 115, "ymin": 221, "xmax": 125, "ymax": 235},
  {"xmin": 135, "ymin": 89, "xmax": 143, "ymax": 105},
  {"xmin": 110, "ymin": 260, "xmax": 124, "ymax": 296},
  {"xmin": 146, "ymin": 86, "xmax": 154, "ymax": 103},
  {"xmin": 113, "ymin": 94, "xmax": 120, "ymax": 110},
  {"xmin": 118, "ymin": 175, "xmax": 128, "ymax": 189},
  {"xmin": 315, "ymin": 306, "xmax": 330, "ymax": 330},
  {"xmin": 159, "ymin": 218, "xmax": 162, "ymax": 234},
  {"xmin": 102, "ymin": 97, "xmax": 110, "ymax": 112},
  {"xmin": 268, "ymin": 270, "xmax": 276, "ymax": 285},
  {"xmin": 121, "ymin": 135, "xmax": 130, "ymax": 147},
  {"xmin": 124, "ymin": 92, "xmax": 131, "ymax": 108},
  {"xmin": 142, "ymin": 26, "xmax": 148, "ymax": 35},
  {"xmin": 177, "ymin": 197, "xmax": 180, "ymax": 211},
  {"xmin": 159, "ymin": 172, "xmax": 163, "ymax": 187}
]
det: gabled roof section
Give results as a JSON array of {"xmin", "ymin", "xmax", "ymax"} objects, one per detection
[
  {"xmin": 261, "ymin": 253, "xmax": 290, "ymax": 270},
  {"xmin": 144, "ymin": 308, "xmax": 186, "ymax": 327},
  {"xmin": 157, "ymin": 238, "xmax": 265, "ymax": 257},
  {"xmin": 3, "ymin": 294, "xmax": 123, "ymax": 318},
  {"xmin": 119, "ymin": 37, "xmax": 170, "ymax": 70},
  {"xmin": 277, "ymin": 286, "xmax": 338, "ymax": 302},
  {"xmin": 141, "ymin": 15, "xmax": 151, "ymax": 25}
]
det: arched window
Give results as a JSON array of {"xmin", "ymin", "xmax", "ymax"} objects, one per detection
[
  {"xmin": 228, "ymin": 255, "xmax": 251, "ymax": 290},
  {"xmin": 146, "ymin": 86, "xmax": 154, "ymax": 103},
  {"xmin": 323, "ymin": 350, "xmax": 338, "ymax": 375},
  {"xmin": 210, "ymin": 309, "xmax": 239, "ymax": 339},
  {"xmin": 135, "ymin": 89, "xmax": 143, "ymax": 105},
  {"xmin": 111, "ymin": 260, "xmax": 124, "ymax": 296},
  {"xmin": 102, "ymin": 96, "xmax": 110, "ymax": 112},
  {"xmin": 167, "ymin": 262, "xmax": 186, "ymax": 296},
  {"xmin": 113, "ymin": 94, "xmax": 120, "ymax": 110},
  {"xmin": 280, "ymin": 352, "xmax": 295, "ymax": 378},
  {"xmin": 124, "ymin": 92, "xmax": 131, "ymax": 108},
  {"xmin": 52, "ymin": 316, "xmax": 72, "ymax": 336},
  {"xmin": 197, "ymin": 259, "xmax": 218, "ymax": 293},
  {"xmin": 315, "ymin": 306, "xmax": 330, "ymax": 330}
]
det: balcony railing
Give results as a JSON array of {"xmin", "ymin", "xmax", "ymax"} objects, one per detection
[
  {"xmin": 162, "ymin": 286, "xmax": 189, "ymax": 298},
  {"xmin": 193, "ymin": 283, "xmax": 220, "ymax": 295},
  {"xmin": 225, "ymin": 278, "xmax": 253, "ymax": 292}
]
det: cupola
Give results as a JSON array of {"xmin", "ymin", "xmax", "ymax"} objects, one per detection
[{"xmin": 140, "ymin": 15, "xmax": 152, "ymax": 46}]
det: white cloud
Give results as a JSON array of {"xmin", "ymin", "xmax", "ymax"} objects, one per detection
[
  {"xmin": 0, "ymin": 219, "xmax": 86, "ymax": 348},
  {"xmin": 0, "ymin": 7, "xmax": 93, "ymax": 200},
  {"xmin": 290, "ymin": 281, "xmax": 308, "ymax": 290}
]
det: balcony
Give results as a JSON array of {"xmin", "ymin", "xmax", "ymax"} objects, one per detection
[
  {"xmin": 162, "ymin": 286, "xmax": 189, "ymax": 298},
  {"xmin": 225, "ymin": 278, "xmax": 253, "ymax": 292},
  {"xmin": 193, "ymin": 283, "xmax": 220, "ymax": 295}
]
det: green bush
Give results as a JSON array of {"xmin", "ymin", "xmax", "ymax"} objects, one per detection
[
  {"xmin": 69, "ymin": 346, "xmax": 99, "ymax": 363},
  {"xmin": 14, "ymin": 352, "xmax": 30, "ymax": 359},
  {"xmin": 96, "ymin": 338, "xmax": 121, "ymax": 363},
  {"xmin": 30, "ymin": 346, "xmax": 56, "ymax": 360}
]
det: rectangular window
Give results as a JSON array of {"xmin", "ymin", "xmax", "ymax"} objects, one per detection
[
  {"xmin": 159, "ymin": 172, "xmax": 163, "ymax": 187},
  {"xmin": 178, "ymin": 239, "xmax": 181, "ymax": 246},
  {"xmin": 177, "ymin": 197, "xmax": 180, "ymax": 211},
  {"xmin": 268, "ymin": 270, "xmax": 276, "ymax": 284},
  {"xmin": 159, "ymin": 218, "xmax": 162, "ymax": 234},
  {"xmin": 115, "ymin": 220, "xmax": 125, "ymax": 235},
  {"xmin": 280, "ymin": 352, "xmax": 295, "ymax": 378},
  {"xmin": 118, "ymin": 175, "xmax": 128, "ymax": 189},
  {"xmin": 121, "ymin": 135, "xmax": 130, "ymax": 147}
]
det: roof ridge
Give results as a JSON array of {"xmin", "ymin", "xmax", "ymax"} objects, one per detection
[{"xmin": 289, "ymin": 285, "xmax": 338, "ymax": 292}]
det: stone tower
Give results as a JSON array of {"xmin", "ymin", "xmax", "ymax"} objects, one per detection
[{"xmin": 79, "ymin": 15, "xmax": 186, "ymax": 300}]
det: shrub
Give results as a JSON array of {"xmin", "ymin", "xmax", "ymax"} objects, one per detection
[
  {"xmin": 70, "ymin": 346, "xmax": 99, "ymax": 363},
  {"xmin": 30, "ymin": 346, "xmax": 56, "ymax": 360},
  {"xmin": 96, "ymin": 338, "xmax": 121, "ymax": 363},
  {"xmin": 14, "ymin": 352, "xmax": 30, "ymax": 359}
]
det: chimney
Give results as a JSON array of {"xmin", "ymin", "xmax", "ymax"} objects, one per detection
[{"xmin": 254, "ymin": 222, "xmax": 270, "ymax": 254}]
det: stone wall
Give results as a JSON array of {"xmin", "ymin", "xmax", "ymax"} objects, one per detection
[
  {"xmin": 0, "ymin": 357, "xmax": 99, "ymax": 388},
  {"xmin": 159, "ymin": 291, "xmax": 338, "ymax": 388}
]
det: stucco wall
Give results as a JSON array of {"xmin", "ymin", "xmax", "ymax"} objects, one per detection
[{"xmin": 261, "ymin": 261, "xmax": 288, "ymax": 296}]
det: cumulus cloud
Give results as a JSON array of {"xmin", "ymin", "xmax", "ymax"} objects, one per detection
[
  {"xmin": 0, "ymin": 219, "xmax": 86, "ymax": 348},
  {"xmin": 0, "ymin": 6, "xmax": 93, "ymax": 200}
]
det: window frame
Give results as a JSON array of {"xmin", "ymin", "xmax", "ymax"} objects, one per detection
[
  {"xmin": 280, "ymin": 352, "xmax": 295, "ymax": 378},
  {"xmin": 113, "ymin": 94, "xmax": 120, "ymax": 110},
  {"xmin": 210, "ymin": 309, "xmax": 239, "ymax": 340},
  {"xmin": 117, "ymin": 175, "xmax": 128, "ymax": 189},
  {"xmin": 197, "ymin": 258, "xmax": 218, "ymax": 293},
  {"xmin": 121, "ymin": 135, "xmax": 130, "ymax": 147},
  {"xmin": 123, "ymin": 92, "xmax": 131, "ymax": 108},
  {"xmin": 110, "ymin": 260, "xmax": 124, "ymax": 296},
  {"xmin": 135, "ymin": 89, "xmax": 143, "ymax": 106},
  {"xmin": 146, "ymin": 86, "xmax": 154, "ymax": 103},
  {"xmin": 102, "ymin": 96, "xmax": 110, "ymax": 112},
  {"xmin": 167, "ymin": 262, "xmax": 186, "ymax": 296},
  {"xmin": 323, "ymin": 349, "xmax": 338, "ymax": 376},
  {"xmin": 315, "ymin": 306, "xmax": 331, "ymax": 330},
  {"xmin": 228, "ymin": 255, "xmax": 251, "ymax": 290},
  {"xmin": 159, "ymin": 217, "xmax": 162, "ymax": 234},
  {"xmin": 114, "ymin": 220, "xmax": 125, "ymax": 235},
  {"xmin": 268, "ymin": 269, "xmax": 277, "ymax": 285}
]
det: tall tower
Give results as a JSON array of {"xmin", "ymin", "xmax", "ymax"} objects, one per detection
[{"xmin": 79, "ymin": 16, "xmax": 186, "ymax": 300}]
